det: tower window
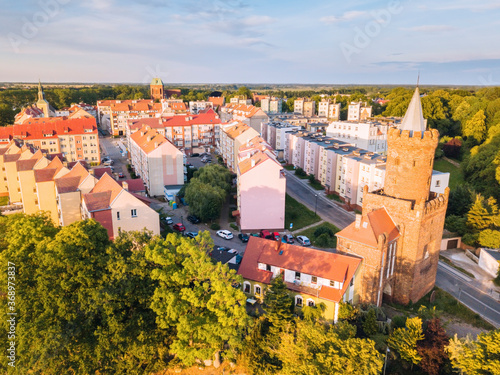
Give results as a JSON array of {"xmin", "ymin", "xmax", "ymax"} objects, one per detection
[
  {"xmin": 413, "ymin": 160, "xmax": 417, "ymax": 167},
  {"xmin": 394, "ymin": 158, "xmax": 400, "ymax": 166}
]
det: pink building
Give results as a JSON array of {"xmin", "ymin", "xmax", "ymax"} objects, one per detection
[{"xmin": 236, "ymin": 147, "xmax": 286, "ymax": 232}]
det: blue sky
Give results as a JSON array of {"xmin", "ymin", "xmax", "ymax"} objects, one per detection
[{"xmin": 1, "ymin": 0, "xmax": 499, "ymax": 85}]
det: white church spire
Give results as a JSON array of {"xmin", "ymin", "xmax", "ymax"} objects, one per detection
[{"xmin": 400, "ymin": 87, "xmax": 426, "ymax": 135}]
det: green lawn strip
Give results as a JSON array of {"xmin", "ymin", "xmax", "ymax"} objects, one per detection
[
  {"xmin": 388, "ymin": 287, "xmax": 495, "ymax": 330},
  {"xmin": 296, "ymin": 222, "xmax": 340, "ymax": 248},
  {"xmin": 439, "ymin": 255, "xmax": 475, "ymax": 279},
  {"xmin": 433, "ymin": 158, "xmax": 465, "ymax": 190},
  {"xmin": 309, "ymin": 180, "xmax": 325, "ymax": 190},
  {"xmin": 0, "ymin": 196, "xmax": 9, "ymax": 206},
  {"xmin": 285, "ymin": 194, "xmax": 320, "ymax": 230},
  {"xmin": 283, "ymin": 164, "xmax": 295, "ymax": 171},
  {"xmin": 326, "ymin": 193, "xmax": 343, "ymax": 203}
]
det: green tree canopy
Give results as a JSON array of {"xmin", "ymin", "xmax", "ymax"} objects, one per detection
[
  {"xmin": 388, "ymin": 317, "xmax": 424, "ymax": 366},
  {"xmin": 263, "ymin": 275, "xmax": 294, "ymax": 328}
]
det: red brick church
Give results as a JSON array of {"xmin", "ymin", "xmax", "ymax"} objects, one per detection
[{"xmin": 336, "ymin": 87, "xmax": 449, "ymax": 306}]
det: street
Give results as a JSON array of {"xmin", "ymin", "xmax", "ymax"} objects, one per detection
[{"xmin": 436, "ymin": 261, "xmax": 500, "ymax": 328}]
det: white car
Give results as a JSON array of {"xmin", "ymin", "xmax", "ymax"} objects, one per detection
[
  {"xmin": 296, "ymin": 235, "xmax": 311, "ymax": 246},
  {"xmin": 217, "ymin": 230, "xmax": 233, "ymax": 240}
]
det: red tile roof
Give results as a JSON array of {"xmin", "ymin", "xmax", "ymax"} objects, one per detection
[
  {"xmin": 238, "ymin": 237, "xmax": 361, "ymax": 302},
  {"xmin": 336, "ymin": 208, "xmax": 399, "ymax": 247},
  {"xmin": 90, "ymin": 172, "xmax": 123, "ymax": 203},
  {"xmin": 130, "ymin": 126, "xmax": 172, "ymax": 154},
  {"xmin": 92, "ymin": 167, "xmax": 113, "ymax": 179},
  {"xmin": 2, "ymin": 117, "xmax": 97, "ymax": 141},
  {"xmin": 83, "ymin": 191, "xmax": 112, "ymax": 212},
  {"xmin": 55, "ymin": 162, "xmax": 91, "ymax": 193},
  {"xmin": 16, "ymin": 159, "xmax": 38, "ymax": 171},
  {"xmin": 208, "ymin": 97, "xmax": 225, "ymax": 107},
  {"xmin": 160, "ymin": 111, "xmax": 221, "ymax": 127},
  {"xmin": 34, "ymin": 168, "xmax": 57, "ymax": 183},
  {"xmin": 118, "ymin": 178, "xmax": 146, "ymax": 193}
]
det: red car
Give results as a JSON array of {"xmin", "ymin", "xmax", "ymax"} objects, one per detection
[
  {"xmin": 272, "ymin": 232, "xmax": 280, "ymax": 241},
  {"xmin": 173, "ymin": 223, "xmax": 185, "ymax": 232},
  {"xmin": 259, "ymin": 229, "xmax": 271, "ymax": 239}
]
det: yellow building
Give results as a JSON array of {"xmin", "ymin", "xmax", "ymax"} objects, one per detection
[{"xmin": 238, "ymin": 237, "xmax": 362, "ymax": 322}]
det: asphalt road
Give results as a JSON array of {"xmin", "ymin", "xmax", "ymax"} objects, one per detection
[
  {"xmin": 99, "ymin": 136, "xmax": 129, "ymax": 178},
  {"xmin": 284, "ymin": 170, "xmax": 355, "ymax": 230},
  {"xmin": 436, "ymin": 262, "xmax": 500, "ymax": 328}
]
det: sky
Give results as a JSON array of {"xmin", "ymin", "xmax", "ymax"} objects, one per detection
[{"xmin": 1, "ymin": 0, "xmax": 500, "ymax": 85}]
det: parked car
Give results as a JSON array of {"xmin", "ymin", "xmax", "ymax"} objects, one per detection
[
  {"xmin": 184, "ymin": 231, "xmax": 198, "ymax": 239},
  {"xmin": 296, "ymin": 235, "xmax": 311, "ymax": 246},
  {"xmin": 172, "ymin": 223, "xmax": 186, "ymax": 232},
  {"xmin": 214, "ymin": 245, "xmax": 230, "ymax": 252},
  {"xmin": 103, "ymin": 159, "xmax": 114, "ymax": 166},
  {"xmin": 238, "ymin": 233, "xmax": 249, "ymax": 243},
  {"xmin": 187, "ymin": 215, "xmax": 201, "ymax": 224},
  {"xmin": 282, "ymin": 234, "xmax": 294, "ymax": 244},
  {"xmin": 201, "ymin": 157, "xmax": 210, "ymax": 163},
  {"xmin": 101, "ymin": 156, "xmax": 111, "ymax": 163},
  {"xmin": 118, "ymin": 172, "xmax": 125, "ymax": 178},
  {"xmin": 259, "ymin": 229, "xmax": 271, "ymax": 239},
  {"xmin": 191, "ymin": 153, "xmax": 200, "ymax": 157},
  {"xmin": 217, "ymin": 230, "xmax": 233, "ymax": 240},
  {"xmin": 272, "ymin": 232, "xmax": 280, "ymax": 241},
  {"xmin": 163, "ymin": 217, "xmax": 173, "ymax": 225}
]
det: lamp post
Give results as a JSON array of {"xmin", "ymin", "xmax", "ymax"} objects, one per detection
[
  {"xmin": 314, "ymin": 194, "xmax": 318, "ymax": 217},
  {"xmin": 181, "ymin": 215, "xmax": 183, "ymax": 225},
  {"xmin": 383, "ymin": 347, "xmax": 390, "ymax": 375}
]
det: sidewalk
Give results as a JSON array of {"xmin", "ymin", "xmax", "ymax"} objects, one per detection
[
  {"xmin": 291, "ymin": 220, "xmax": 325, "ymax": 235},
  {"xmin": 440, "ymin": 248, "xmax": 500, "ymax": 298}
]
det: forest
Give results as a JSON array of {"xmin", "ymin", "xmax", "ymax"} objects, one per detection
[{"xmin": 1, "ymin": 213, "xmax": 499, "ymax": 374}]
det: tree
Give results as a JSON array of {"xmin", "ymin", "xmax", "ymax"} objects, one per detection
[
  {"xmin": 463, "ymin": 109, "xmax": 487, "ymax": 143},
  {"xmin": 184, "ymin": 179, "xmax": 226, "ymax": 221},
  {"xmin": 276, "ymin": 320, "xmax": 383, "ymax": 375},
  {"xmin": 447, "ymin": 183, "xmax": 474, "ymax": 216},
  {"xmin": 263, "ymin": 275, "xmax": 294, "ymax": 328},
  {"xmin": 362, "ymin": 308, "xmax": 378, "ymax": 337},
  {"xmin": 446, "ymin": 331, "xmax": 500, "ymax": 375},
  {"xmin": 0, "ymin": 103, "xmax": 15, "ymax": 126},
  {"xmin": 146, "ymin": 231, "xmax": 249, "ymax": 366},
  {"xmin": 416, "ymin": 318, "xmax": 449, "ymax": 375},
  {"xmin": 467, "ymin": 194, "xmax": 498, "ymax": 231},
  {"xmin": 388, "ymin": 317, "xmax": 424, "ymax": 367},
  {"xmin": 478, "ymin": 229, "xmax": 500, "ymax": 248}
]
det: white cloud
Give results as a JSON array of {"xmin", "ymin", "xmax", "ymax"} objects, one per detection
[
  {"xmin": 240, "ymin": 15, "xmax": 274, "ymax": 27},
  {"xmin": 321, "ymin": 10, "xmax": 367, "ymax": 24}
]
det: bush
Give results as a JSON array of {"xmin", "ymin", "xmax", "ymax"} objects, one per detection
[
  {"xmin": 314, "ymin": 226, "xmax": 334, "ymax": 238},
  {"xmin": 210, "ymin": 223, "xmax": 220, "ymax": 230},
  {"xmin": 295, "ymin": 167, "xmax": 307, "ymax": 177},
  {"xmin": 444, "ymin": 215, "xmax": 468, "ymax": 235},
  {"xmin": 315, "ymin": 233, "xmax": 331, "ymax": 248},
  {"xmin": 391, "ymin": 315, "xmax": 407, "ymax": 330},
  {"xmin": 362, "ymin": 308, "xmax": 378, "ymax": 336},
  {"xmin": 308, "ymin": 174, "xmax": 316, "ymax": 183},
  {"xmin": 230, "ymin": 223, "xmax": 239, "ymax": 231}
]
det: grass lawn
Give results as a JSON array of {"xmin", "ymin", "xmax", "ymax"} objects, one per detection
[
  {"xmin": 388, "ymin": 287, "xmax": 495, "ymax": 330},
  {"xmin": 326, "ymin": 193, "xmax": 343, "ymax": 203},
  {"xmin": 0, "ymin": 196, "xmax": 9, "ymax": 206},
  {"xmin": 283, "ymin": 164, "xmax": 295, "ymax": 171},
  {"xmin": 309, "ymin": 180, "xmax": 325, "ymax": 190},
  {"xmin": 433, "ymin": 158, "xmax": 465, "ymax": 190},
  {"xmin": 285, "ymin": 194, "xmax": 320, "ymax": 231},
  {"xmin": 296, "ymin": 222, "xmax": 340, "ymax": 248}
]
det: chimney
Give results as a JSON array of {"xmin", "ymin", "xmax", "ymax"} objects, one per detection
[
  {"xmin": 122, "ymin": 181, "xmax": 129, "ymax": 191},
  {"xmin": 355, "ymin": 214, "xmax": 362, "ymax": 229},
  {"xmin": 251, "ymin": 159, "xmax": 256, "ymax": 168},
  {"xmin": 89, "ymin": 169, "xmax": 95, "ymax": 176}
]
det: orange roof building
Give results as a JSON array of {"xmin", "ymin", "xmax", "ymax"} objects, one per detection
[{"xmin": 238, "ymin": 237, "xmax": 362, "ymax": 322}]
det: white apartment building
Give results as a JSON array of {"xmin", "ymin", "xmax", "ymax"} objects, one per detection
[
  {"xmin": 220, "ymin": 104, "xmax": 269, "ymax": 133},
  {"xmin": 261, "ymin": 97, "xmax": 283, "ymax": 114},
  {"xmin": 189, "ymin": 101, "xmax": 214, "ymax": 114},
  {"xmin": 294, "ymin": 98, "xmax": 316, "ymax": 116},
  {"xmin": 347, "ymin": 102, "xmax": 372, "ymax": 122},
  {"xmin": 326, "ymin": 121, "xmax": 390, "ymax": 154},
  {"xmin": 261, "ymin": 121, "xmax": 301, "ymax": 157},
  {"xmin": 219, "ymin": 121, "xmax": 260, "ymax": 172},
  {"xmin": 318, "ymin": 100, "xmax": 341, "ymax": 120},
  {"xmin": 230, "ymin": 96, "xmax": 252, "ymax": 105}
]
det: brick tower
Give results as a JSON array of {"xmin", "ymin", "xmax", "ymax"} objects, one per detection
[
  {"xmin": 150, "ymin": 77, "xmax": 164, "ymax": 101},
  {"xmin": 336, "ymin": 87, "xmax": 449, "ymax": 305}
]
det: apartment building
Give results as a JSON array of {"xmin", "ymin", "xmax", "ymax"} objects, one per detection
[
  {"xmin": 188, "ymin": 100, "xmax": 214, "ymax": 114},
  {"xmin": 97, "ymin": 99, "xmax": 162, "ymax": 136},
  {"xmin": 294, "ymin": 98, "xmax": 316, "ymax": 117},
  {"xmin": 318, "ymin": 99, "xmax": 341, "ymax": 120},
  {"xmin": 347, "ymin": 102, "xmax": 372, "ymax": 121},
  {"xmin": 129, "ymin": 126, "xmax": 184, "ymax": 196},
  {"xmin": 238, "ymin": 237, "xmax": 362, "ymax": 322},
  {"xmin": 260, "ymin": 97, "xmax": 283, "ymax": 114},
  {"xmin": 230, "ymin": 96, "xmax": 252, "ymax": 105},
  {"xmin": 0, "ymin": 117, "xmax": 100, "ymax": 163},
  {"xmin": 81, "ymin": 173, "xmax": 160, "ymax": 239},
  {"xmin": 220, "ymin": 103, "xmax": 269, "ymax": 133},
  {"xmin": 127, "ymin": 110, "xmax": 221, "ymax": 155},
  {"xmin": 236, "ymin": 145, "xmax": 286, "ymax": 232},
  {"xmin": 260, "ymin": 121, "xmax": 301, "ymax": 159},
  {"xmin": 326, "ymin": 121, "xmax": 390, "ymax": 154},
  {"xmin": 219, "ymin": 122, "xmax": 260, "ymax": 172}
]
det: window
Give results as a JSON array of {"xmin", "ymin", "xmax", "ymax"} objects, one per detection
[
  {"xmin": 307, "ymin": 299, "xmax": 315, "ymax": 307},
  {"xmin": 266, "ymin": 264, "xmax": 271, "ymax": 272},
  {"xmin": 295, "ymin": 272, "xmax": 301, "ymax": 280},
  {"xmin": 254, "ymin": 285, "xmax": 261, "ymax": 296},
  {"xmin": 435, "ymin": 180, "xmax": 441, "ymax": 187},
  {"xmin": 116, "ymin": 211, "xmax": 120, "ymax": 220},
  {"xmin": 311, "ymin": 276, "xmax": 317, "ymax": 284},
  {"xmin": 131, "ymin": 209, "xmax": 137, "ymax": 217},
  {"xmin": 243, "ymin": 282, "xmax": 250, "ymax": 293},
  {"xmin": 295, "ymin": 295, "xmax": 303, "ymax": 307}
]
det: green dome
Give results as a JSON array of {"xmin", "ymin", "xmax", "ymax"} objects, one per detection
[{"xmin": 150, "ymin": 77, "xmax": 163, "ymax": 86}]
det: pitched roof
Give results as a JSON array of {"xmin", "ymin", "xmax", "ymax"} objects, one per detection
[
  {"xmin": 34, "ymin": 168, "xmax": 57, "ymax": 183},
  {"xmin": 118, "ymin": 178, "xmax": 146, "ymax": 192},
  {"xmin": 223, "ymin": 121, "xmax": 252, "ymax": 139},
  {"xmin": 90, "ymin": 172, "xmax": 123, "ymax": 203},
  {"xmin": 336, "ymin": 208, "xmax": 400, "ymax": 248},
  {"xmin": 55, "ymin": 162, "xmax": 90, "ymax": 192},
  {"xmin": 238, "ymin": 149, "xmax": 281, "ymax": 175},
  {"xmin": 4, "ymin": 117, "xmax": 97, "ymax": 141},
  {"xmin": 160, "ymin": 111, "xmax": 221, "ymax": 127},
  {"xmin": 130, "ymin": 126, "xmax": 174, "ymax": 154},
  {"xmin": 83, "ymin": 191, "xmax": 112, "ymax": 212},
  {"xmin": 208, "ymin": 96, "xmax": 225, "ymax": 107},
  {"xmin": 16, "ymin": 158, "xmax": 38, "ymax": 171},
  {"xmin": 45, "ymin": 156, "xmax": 65, "ymax": 175},
  {"xmin": 238, "ymin": 237, "xmax": 361, "ymax": 303},
  {"xmin": 92, "ymin": 167, "xmax": 113, "ymax": 179},
  {"xmin": 401, "ymin": 87, "xmax": 426, "ymax": 135}
]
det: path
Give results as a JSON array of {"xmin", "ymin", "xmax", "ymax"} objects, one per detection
[
  {"xmin": 291, "ymin": 220, "xmax": 325, "ymax": 235},
  {"xmin": 442, "ymin": 156, "xmax": 460, "ymax": 168}
]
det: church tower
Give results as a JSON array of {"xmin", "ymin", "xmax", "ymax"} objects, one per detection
[
  {"xmin": 336, "ymin": 87, "xmax": 449, "ymax": 305},
  {"xmin": 36, "ymin": 80, "xmax": 51, "ymax": 118},
  {"xmin": 150, "ymin": 77, "xmax": 164, "ymax": 101}
]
